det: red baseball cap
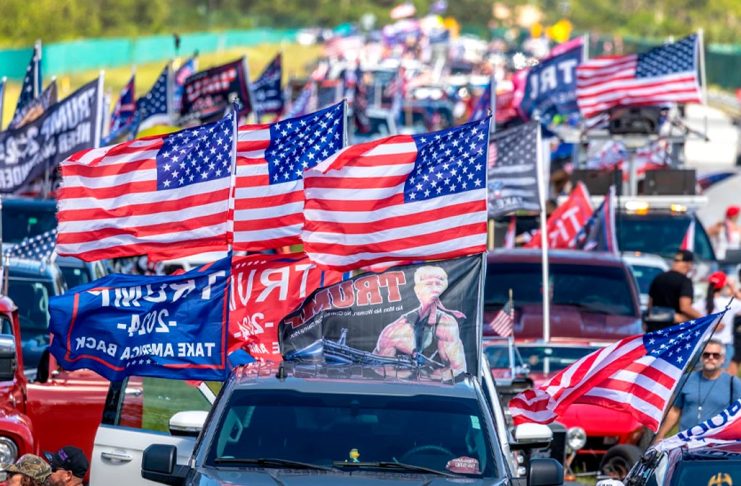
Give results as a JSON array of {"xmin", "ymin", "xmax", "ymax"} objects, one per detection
[
  {"xmin": 708, "ymin": 271, "xmax": 727, "ymax": 290},
  {"xmin": 726, "ymin": 205, "xmax": 740, "ymax": 218}
]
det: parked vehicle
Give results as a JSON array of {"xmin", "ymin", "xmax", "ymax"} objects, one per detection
[
  {"xmin": 0, "ymin": 295, "xmax": 36, "ymax": 464},
  {"xmin": 90, "ymin": 360, "xmax": 563, "ymax": 486},
  {"xmin": 484, "ymin": 250, "xmax": 643, "ymax": 341},
  {"xmin": 601, "ymin": 442, "xmax": 741, "ymax": 485},
  {"xmin": 54, "ymin": 255, "xmax": 108, "ymax": 289},
  {"xmin": 620, "ymin": 252, "xmax": 669, "ymax": 311}
]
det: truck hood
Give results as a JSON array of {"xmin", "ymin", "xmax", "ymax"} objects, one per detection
[
  {"xmin": 190, "ymin": 467, "xmax": 508, "ymax": 485},
  {"xmin": 485, "ymin": 304, "xmax": 642, "ymax": 340}
]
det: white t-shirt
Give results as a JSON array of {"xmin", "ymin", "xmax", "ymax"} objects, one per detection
[{"xmin": 693, "ymin": 297, "xmax": 741, "ymax": 345}]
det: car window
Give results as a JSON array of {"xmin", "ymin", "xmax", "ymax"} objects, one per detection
[
  {"xmin": 8, "ymin": 277, "xmax": 53, "ymax": 371},
  {"xmin": 671, "ymin": 460, "xmax": 741, "ymax": 486},
  {"xmin": 617, "ymin": 214, "xmax": 691, "ymax": 259},
  {"xmin": 60, "ymin": 265, "xmax": 90, "ymax": 288},
  {"xmin": 118, "ymin": 377, "xmax": 213, "ymax": 432},
  {"xmin": 692, "ymin": 216, "xmax": 715, "ymax": 261},
  {"xmin": 518, "ymin": 346, "xmax": 599, "ymax": 374},
  {"xmin": 630, "ymin": 264, "xmax": 665, "ymax": 295},
  {"xmin": 0, "ymin": 316, "xmax": 12, "ymax": 335},
  {"xmin": 486, "ymin": 262, "xmax": 637, "ymax": 316},
  {"xmin": 207, "ymin": 390, "xmax": 499, "ymax": 478},
  {"xmin": 1, "ymin": 205, "xmax": 57, "ymax": 244}
]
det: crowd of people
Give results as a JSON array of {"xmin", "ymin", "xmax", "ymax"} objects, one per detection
[
  {"xmin": 1, "ymin": 447, "xmax": 88, "ymax": 486},
  {"xmin": 647, "ymin": 205, "xmax": 741, "ymax": 440}
]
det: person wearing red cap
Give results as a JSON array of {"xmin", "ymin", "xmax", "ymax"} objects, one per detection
[
  {"xmin": 693, "ymin": 270, "xmax": 741, "ymax": 372},
  {"xmin": 708, "ymin": 205, "xmax": 741, "ymax": 270}
]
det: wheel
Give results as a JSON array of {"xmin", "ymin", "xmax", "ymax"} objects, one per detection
[{"xmin": 599, "ymin": 444, "xmax": 642, "ymax": 480}]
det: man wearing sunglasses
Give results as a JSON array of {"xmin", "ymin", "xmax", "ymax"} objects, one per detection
[
  {"xmin": 43, "ymin": 447, "xmax": 89, "ymax": 486},
  {"xmin": 655, "ymin": 339, "xmax": 741, "ymax": 441}
]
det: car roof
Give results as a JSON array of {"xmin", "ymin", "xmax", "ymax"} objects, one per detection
[
  {"xmin": 230, "ymin": 362, "xmax": 479, "ymax": 399},
  {"xmin": 2, "ymin": 197, "xmax": 56, "ymax": 210},
  {"xmin": 620, "ymin": 252, "xmax": 670, "ymax": 269},
  {"xmin": 7, "ymin": 258, "xmax": 63, "ymax": 280},
  {"xmin": 487, "ymin": 248, "xmax": 627, "ymax": 267},
  {"xmin": 680, "ymin": 442, "xmax": 741, "ymax": 459}
]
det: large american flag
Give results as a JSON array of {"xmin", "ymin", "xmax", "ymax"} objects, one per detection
[
  {"xmin": 510, "ymin": 313, "xmax": 722, "ymax": 432},
  {"xmin": 577, "ymin": 34, "xmax": 701, "ymax": 119},
  {"xmin": 302, "ymin": 117, "xmax": 491, "ymax": 270},
  {"xmin": 56, "ymin": 109, "xmax": 236, "ymax": 261},
  {"xmin": 132, "ymin": 64, "xmax": 171, "ymax": 136},
  {"xmin": 233, "ymin": 102, "xmax": 345, "ymax": 251},
  {"xmin": 488, "ymin": 121, "xmax": 541, "ymax": 217}
]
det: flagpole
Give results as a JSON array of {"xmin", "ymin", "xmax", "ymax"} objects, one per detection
[
  {"xmin": 342, "ymin": 99, "xmax": 349, "ymax": 148},
  {"xmin": 535, "ymin": 118, "xmax": 550, "ymax": 342},
  {"xmin": 0, "ymin": 77, "xmax": 5, "ymax": 129},
  {"xmin": 490, "ymin": 73, "xmax": 497, "ymax": 134},
  {"xmin": 697, "ymin": 29, "xmax": 708, "ymax": 138},
  {"xmin": 475, "ymin": 251, "xmax": 487, "ymax": 380},
  {"xmin": 227, "ymin": 103, "xmax": 239, "ymax": 254},
  {"xmin": 34, "ymin": 40, "xmax": 41, "ymax": 98}
]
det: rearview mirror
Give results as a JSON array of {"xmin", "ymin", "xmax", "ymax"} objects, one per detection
[
  {"xmin": 528, "ymin": 458, "xmax": 563, "ymax": 486},
  {"xmin": 0, "ymin": 334, "xmax": 17, "ymax": 382},
  {"xmin": 169, "ymin": 410, "xmax": 208, "ymax": 437},
  {"xmin": 141, "ymin": 444, "xmax": 186, "ymax": 486}
]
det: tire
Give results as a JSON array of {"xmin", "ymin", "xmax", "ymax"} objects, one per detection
[{"xmin": 599, "ymin": 444, "xmax": 642, "ymax": 480}]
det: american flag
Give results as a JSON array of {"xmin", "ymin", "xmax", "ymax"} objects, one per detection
[
  {"xmin": 11, "ymin": 43, "xmax": 42, "ymax": 128},
  {"xmin": 573, "ymin": 186, "xmax": 618, "ymax": 253},
  {"xmin": 104, "ymin": 74, "xmax": 136, "ymax": 144},
  {"xmin": 509, "ymin": 313, "xmax": 722, "ymax": 432},
  {"xmin": 489, "ymin": 300, "xmax": 514, "ymax": 337},
  {"xmin": 4, "ymin": 229, "xmax": 57, "ymax": 261},
  {"xmin": 174, "ymin": 56, "xmax": 197, "ymax": 111},
  {"xmin": 577, "ymin": 35, "xmax": 701, "ymax": 119},
  {"xmin": 132, "ymin": 64, "xmax": 171, "ymax": 136},
  {"xmin": 302, "ymin": 117, "xmax": 491, "ymax": 270},
  {"xmin": 233, "ymin": 102, "xmax": 345, "ymax": 251},
  {"xmin": 469, "ymin": 81, "xmax": 491, "ymax": 122},
  {"xmin": 488, "ymin": 121, "xmax": 541, "ymax": 217},
  {"xmin": 56, "ymin": 108, "xmax": 236, "ymax": 262}
]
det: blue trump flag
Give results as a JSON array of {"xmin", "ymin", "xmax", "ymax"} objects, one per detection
[
  {"xmin": 519, "ymin": 38, "xmax": 583, "ymax": 125},
  {"xmin": 49, "ymin": 256, "xmax": 232, "ymax": 381}
]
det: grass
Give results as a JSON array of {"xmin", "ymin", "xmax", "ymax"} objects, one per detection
[
  {"xmin": 141, "ymin": 377, "xmax": 223, "ymax": 432},
  {"xmin": 1, "ymin": 42, "xmax": 322, "ymax": 129}
]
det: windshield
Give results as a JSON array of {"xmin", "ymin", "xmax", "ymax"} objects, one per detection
[
  {"xmin": 60, "ymin": 265, "xmax": 91, "ymax": 289},
  {"xmin": 517, "ymin": 345, "xmax": 599, "ymax": 374},
  {"xmin": 617, "ymin": 214, "xmax": 714, "ymax": 261},
  {"xmin": 485, "ymin": 262, "xmax": 637, "ymax": 317},
  {"xmin": 671, "ymin": 460, "xmax": 741, "ymax": 486},
  {"xmin": 206, "ymin": 390, "xmax": 498, "ymax": 478},
  {"xmin": 2, "ymin": 204, "xmax": 57, "ymax": 244},
  {"xmin": 8, "ymin": 278, "xmax": 53, "ymax": 371},
  {"xmin": 630, "ymin": 264, "xmax": 665, "ymax": 295}
]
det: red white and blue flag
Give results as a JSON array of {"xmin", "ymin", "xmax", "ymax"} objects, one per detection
[
  {"xmin": 233, "ymin": 102, "xmax": 345, "ymax": 251},
  {"xmin": 573, "ymin": 185, "xmax": 618, "ymax": 253},
  {"xmin": 56, "ymin": 108, "xmax": 237, "ymax": 261},
  {"xmin": 577, "ymin": 34, "xmax": 701, "ymax": 119},
  {"xmin": 510, "ymin": 313, "xmax": 722, "ymax": 432},
  {"xmin": 656, "ymin": 398, "xmax": 741, "ymax": 451},
  {"xmin": 285, "ymin": 80, "xmax": 317, "ymax": 118},
  {"xmin": 132, "ymin": 64, "xmax": 171, "ymax": 136},
  {"xmin": 10, "ymin": 43, "xmax": 42, "ymax": 129},
  {"xmin": 469, "ymin": 81, "xmax": 491, "ymax": 122},
  {"xmin": 302, "ymin": 117, "xmax": 491, "ymax": 270},
  {"xmin": 104, "ymin": 74, "xmax": 136, "ymax": 144}
]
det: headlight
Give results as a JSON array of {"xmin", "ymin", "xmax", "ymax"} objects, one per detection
[
  {"xmin": 567, "ymin": 426, "xmax": 587, "ymax": 451},
  {"xmin": 0, "ymin": 437, "xmax": 18, "ymax": 464}
]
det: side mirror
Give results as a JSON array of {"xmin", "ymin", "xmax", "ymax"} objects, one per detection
[
  {"xmin": 169, "ymin": 411, "xmax": 208, "ymax": 437},
  {"xmin": 528, "ymin": 458, "xmax": 563, "ymax": 486},
  {"xmin": 0, "ymin": 334, "xmax": 17, "ymax": 381},
  {"xmin": 511, "ymin": 423, "xmax": 553, "ymax": 450},
  {"xmin": 141, "ymin": 444, "xmax": 186, "ymax": 486}
]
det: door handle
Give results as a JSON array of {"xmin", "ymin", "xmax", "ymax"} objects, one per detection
[{"xmin": 100, "ymin": 451, "xmax": 133, "ymax": 462}]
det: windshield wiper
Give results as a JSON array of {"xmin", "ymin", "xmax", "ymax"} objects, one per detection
[
  {"xmin": 214, "ymin": 457, "xmax": 333, "ymax": 471},
  {"xmin": 333, "ymin": 461, "xmax": 457, "ymax": 477}
]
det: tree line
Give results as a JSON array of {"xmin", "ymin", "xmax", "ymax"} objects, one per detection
[{"xmin": 0, "ymin": 0, "xmax": 737, "ymax": 47}]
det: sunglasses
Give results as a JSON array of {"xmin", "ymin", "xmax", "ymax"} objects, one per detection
[{"xmin": 702, "ymin": 352, "xmax": 722, "ymax": 360}]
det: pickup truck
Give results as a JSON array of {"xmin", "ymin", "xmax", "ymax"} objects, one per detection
[{"xmin": 102, "ymin": 360, "xmax": 565, "ymax": 486}]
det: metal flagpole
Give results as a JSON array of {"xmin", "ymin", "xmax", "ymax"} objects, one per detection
[
  {"xmin": 34, "ymin": 40, "xmax": 41, "ymax": 98},
  {"xmin": 697, "ymin": 29, "xmax": 708, "ymax": 138},
  {"xmin": 342, "ymin": 99, "xmax": 349, "ymax": 148},
  {"xmin": 0, "ymin": 77, "xmax": 5, "ymax": 129},
  {"xmin": 227, "ymin": 103, "xmax": 239, "ymax": 254},
  {"xmin": 535, "ymin": 120, "xmax": 551, "ymax": 342},
  {"xmin": 475, "ymin": 251, "xmax": 487, "ymax": 380},
  {"xmin": 490, "ymin": 73, "xmax": 497, "ymax": 134}
]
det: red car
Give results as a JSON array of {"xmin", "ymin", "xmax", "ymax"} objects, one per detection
[{"xmin": 484, "ymin": 250, "xmax": 647, "ymax": 478}]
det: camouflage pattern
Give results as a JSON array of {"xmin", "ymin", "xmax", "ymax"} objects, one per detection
[{"xmin": 0, "ymin": 454, "xmax": 52, "ymax": 482}]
